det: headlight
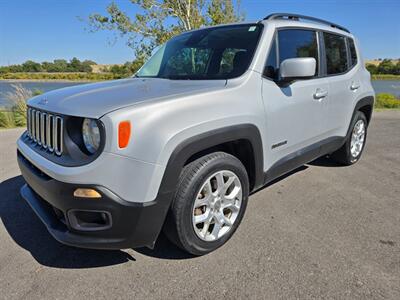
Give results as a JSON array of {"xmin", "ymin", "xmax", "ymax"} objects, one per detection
[{"xmin": 82, "ymin": 118, "xmax": 100, "ymax": 154}]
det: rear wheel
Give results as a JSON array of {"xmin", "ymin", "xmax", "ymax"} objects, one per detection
[
  {"xmin": 331, "ymin": 111, "xmax": 368, "ymax": 165},
  {"xmin": 164, "ymin": 152, "xmax": 249, "ymax": 256}
]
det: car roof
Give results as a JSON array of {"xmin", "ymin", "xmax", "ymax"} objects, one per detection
[
  {"xmin": 261, "ymin": 18, "xmax": 354, "ymax": 38},
  {"xmin": 180, "ymin": 14, "xmax": 354, "ymax": 39}
]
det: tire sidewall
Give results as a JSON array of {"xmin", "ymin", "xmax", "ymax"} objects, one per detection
[{"xmin": 178, "ymin": 155, "xmax": 249, "ymax": 254}]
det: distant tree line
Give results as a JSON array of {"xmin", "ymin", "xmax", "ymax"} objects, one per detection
[
  {"xmin": 2, "ymin": 57, "xmax": 399, "ymax": 78},
  {"xmin": 366, "ymin": 59, "xmax": 400, "ymax": 75},
  {"xmin": 0, "ymin": 58, "xmax": 96, "ymax": 73},
  {"xmin": 106, "ymin": 61, "xmax": 142, "ymax": 76}
]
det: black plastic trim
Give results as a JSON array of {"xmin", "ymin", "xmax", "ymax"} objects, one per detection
[
  {"xmin": 349, "ymin": 96, "xmax": 374, "ymax": 125},
  {"xmin": 158, "ymin": 124, "xmax": 265, "ymax": 194},
  {"xmin": 264, "ymin": 136, "xmax": 344, "ymax": 184},
  {"xmin": 18, "ymin": 150, "xmax": 171, "ymax": 249}
]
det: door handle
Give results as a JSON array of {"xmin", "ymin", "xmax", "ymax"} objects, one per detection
[
  {"xmin": 314, "ymin": 89, "xmax": 328, "ymax": 100},
  {"xmin": 350, "ymin": 82, "xmax": 360, "ymax": 90}
]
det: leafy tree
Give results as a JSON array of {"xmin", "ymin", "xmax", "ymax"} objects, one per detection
[
  {"xmin": 21, "ymin": 60, "xmax": 42, "ymax": 72},
  {"xmin": 52, "ymin": 59, "xmax": 69, "ymax": 72},
  {"xmin": 69, "ymin": 57, "xmax": 82, "ymax": 72},
  {"xmin": 86, "ymin": 0, "xmax": 244, "ymax": 64},
  {"xmin": 377, "ymin": 59, "xmax": 395, "ymax": 74},
  {"xmin": 395, "ymin": 61, "xmax": 400, "ymax": 75},
  {"xmin": 366, "ymin": 64, "xmax": 378, "ymax": 74}
]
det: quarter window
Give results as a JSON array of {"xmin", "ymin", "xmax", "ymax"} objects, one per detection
[
  {"xmin": 324, "ymin": 33, "xmax": 348, "ymax": 74},
  {"xmin": 348, "ymin": 38, "xmax": 358, "ymax": 67}
]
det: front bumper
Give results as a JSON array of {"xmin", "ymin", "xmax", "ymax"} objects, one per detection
[{"xmin": 17, "ymin": 150, "xmax": 172, "ymax": 249}]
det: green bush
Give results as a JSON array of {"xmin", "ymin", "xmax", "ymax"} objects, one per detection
[
  {"xmin": 375, "ymin": 93, "xmax": 400, "ymax": 109},
  {"xmin": 0, "ymin": 84, "xmax": 39, "ymax": 128},
  {"xmin": 0, "ymin": 111, "xmax": 16, "ymax": 128}
]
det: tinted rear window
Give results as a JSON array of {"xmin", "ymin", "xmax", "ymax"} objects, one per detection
[{"xmin": 324, "ymin": 33, "xmax": 348, "ymax": 74}]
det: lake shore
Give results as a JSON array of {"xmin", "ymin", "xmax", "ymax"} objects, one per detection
[
  {"xmin": 0, "ymin": 79, "xmax": 100, "ymax": 83},
  {"xmin": 1, "ymin": 75, "xmax": 399, "ymax": 82}
]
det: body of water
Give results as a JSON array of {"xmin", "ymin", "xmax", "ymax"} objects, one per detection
[
  {"xmin": 0, "ymin": 81, "xmax": 87, "ymax": 108},
  {"xmin": 0, "ymin": 79, "xmax": 399, "ymax": 108}
]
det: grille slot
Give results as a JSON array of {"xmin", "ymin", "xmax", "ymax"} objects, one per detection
[{"xmin": 26, "ymin": 107, "xmax": 63, "ymax": 156}]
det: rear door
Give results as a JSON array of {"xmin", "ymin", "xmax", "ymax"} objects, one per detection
[
  {"xmin": 261, "ymin": 28, "xmax": 330, "ymax": 170},
  {"xmin": 322, "ymin": 33, "xmax": 360, "ymax": 137}
]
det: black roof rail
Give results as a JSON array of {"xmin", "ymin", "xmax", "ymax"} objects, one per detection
[{"xmin": 263, "ymin": 13, "xmax": 350, "ymax": 33}]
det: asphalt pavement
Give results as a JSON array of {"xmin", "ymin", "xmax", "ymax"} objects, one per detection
[{"xmin": 0, "ymin": 111, "xmax": 399, "ymax": 299}]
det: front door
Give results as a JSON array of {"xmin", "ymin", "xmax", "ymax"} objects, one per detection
[{"xmin": 261, "ymin": 28, "xmax": 329, "ymax": 172}]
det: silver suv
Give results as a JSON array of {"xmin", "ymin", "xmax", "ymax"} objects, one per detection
[{"xmin": 17, "ymin": 14, "xmax": 375, "ymax": 255}]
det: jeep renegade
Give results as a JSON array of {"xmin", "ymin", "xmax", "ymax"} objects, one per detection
[{"xmin": 17, "ymin": 14, "xmax": 375, "ymax": 255}]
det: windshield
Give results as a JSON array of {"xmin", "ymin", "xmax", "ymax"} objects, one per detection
[{"xmin": 136, "ymin": 24, "xmax": 263, "ymax": 80}]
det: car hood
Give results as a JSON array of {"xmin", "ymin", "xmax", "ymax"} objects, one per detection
[{"xmin": 28, "ymin": 78, "xmax": 227, "ymax": 118}]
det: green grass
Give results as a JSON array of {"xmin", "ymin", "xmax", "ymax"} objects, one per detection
[
  {"xmin": 375, "ymin": 93, "xmax": 400, "ymax": 109},
  {"xmin": 0, "ymin": 111, "xmax": 16, "ymax": 128},
  {"xmin": 371, "ymin": 74, "xmax": 400, "ymax": 80},
  {"xmin": 0, "ymin": 72, "xmax": 123, "ymax": 81}
]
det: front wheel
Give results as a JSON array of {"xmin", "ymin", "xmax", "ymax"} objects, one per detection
[
  {"xmin": 331, "ymin": 111, "xmax": 368, "ymax": 165},
  {"xmin": 163, "ymin": 152, "xmax": 249, "ymax": 256}
]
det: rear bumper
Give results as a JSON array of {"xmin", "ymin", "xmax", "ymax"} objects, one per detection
[{"xmin": 17, "ymin": 150, "xmax": 172, "ymax": 249}]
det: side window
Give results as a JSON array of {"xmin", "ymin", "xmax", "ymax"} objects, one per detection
[
  {"xmin": 264, "ymin": 37, "xmax": 278, "ymax": 79},
  {"xmin": 348, "ymin": 38, "xmax": 358, "ymax": 67},
  {"xmin": 278, "ymin": 29, "xmax": 319, "ymax": 75},
  {"xmin": 324, "ymin": 33, "xmax": 348, "ymax": 74}
]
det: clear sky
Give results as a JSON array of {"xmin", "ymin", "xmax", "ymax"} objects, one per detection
[{"xmin": 0, "ymin": 0, "xmax": 399, "ymax": 66}]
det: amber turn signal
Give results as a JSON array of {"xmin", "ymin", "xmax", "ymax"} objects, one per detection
[
  {"xmin": 118, "ymin": 121, "xmax": 131, "ymax": 148},
  {"xmin": 73, "ymin": 188, "xmax": 102, "ymax": 198}
]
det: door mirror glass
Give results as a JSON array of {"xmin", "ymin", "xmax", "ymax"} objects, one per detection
[{"xmin": 279, "ymin": 57, "xmax": 316, "ymax": 80}]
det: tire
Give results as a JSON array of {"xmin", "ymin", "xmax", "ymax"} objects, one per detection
[
  {"xmin": 331, "ymin": 111, "xmax": 368, "ymax": 165},
  {"xmin": 163, "ymin": 152, "xmax": 249, "ymax": 256}
]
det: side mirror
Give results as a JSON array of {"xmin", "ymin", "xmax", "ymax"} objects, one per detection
[{"xmin": 279, "ymin": 57, "xmax": 316, "ymax": 81}]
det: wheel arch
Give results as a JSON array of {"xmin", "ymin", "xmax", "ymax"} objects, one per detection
[
  {"xmin": 354, "ymin": 95, "xmax": 374, "ymax": 125},
  {"xmin": 346, "ymin": 96, "xmax": 374, "ymax": 140},
  {"xmin": 158, "ymin": 124, "xmax": 264, "ymax": 196}
]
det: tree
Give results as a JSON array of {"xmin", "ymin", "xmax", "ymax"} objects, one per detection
[
  {"xmin": 377, "ymin": 59, "xmax": 395, "ymax": 74},
  {"xmin": 395, "ymin": 61, "xmax": 400, "ymax": 75},
  {"xmin": 52, "ymin": 59, "xmax": 69, "ymax": 72},
  {"xmin": 86, "ymin": 0, "xmax": 244, "ymax": 63},
  {"xmin": 22, "ymin": 60, "xmax": 42, "ymax": 72},
  {"xmin": 366, "ymin": 64, "xmax": 378, "ymax": 74}
]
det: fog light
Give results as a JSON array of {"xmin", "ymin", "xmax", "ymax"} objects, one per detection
[{"xmin": 73, "ymin": 188, "xmax": 102, "ymax": 198}]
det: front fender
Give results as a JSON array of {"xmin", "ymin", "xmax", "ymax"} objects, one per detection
[{"xmin": 157, "ymin": 124, "xmax": 264, "ymax": 195}]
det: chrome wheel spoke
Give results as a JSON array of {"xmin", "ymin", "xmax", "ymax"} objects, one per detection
[
  {"xmin": 194, "ymin": 211, "xmax": 210, "ymax": 224},
  {"xmin": 210, "ymin": 221, "xmax": 222, "ymax": 239},
  {"xmin": 194, "ymin": 195, "xmax": 211, "ymax": 208},
  {"xmin": 222, "ymin": 214, "xmax": 233, "ymax": 226},
  {"xmin": 223, "ymin": 176, "xmax": 235, "ymax": 193},
  {"xmin": 215, "ymin": 172, "xmax": 225, "ymax": 194},
  {"xmin": 200, "ymin": 220, "xmax": 211, "ymax": 237},
  {"xmin": 225, "ymin": 185, "xmax": 241, "ymax": 200}
]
